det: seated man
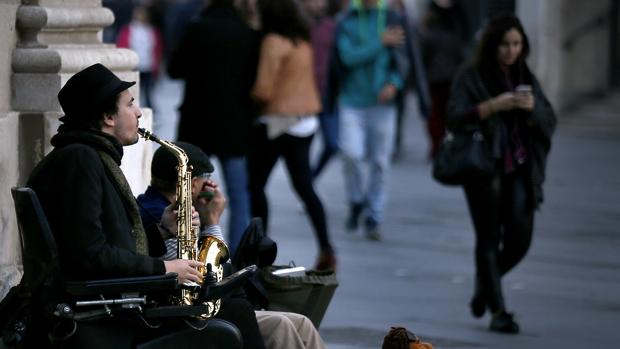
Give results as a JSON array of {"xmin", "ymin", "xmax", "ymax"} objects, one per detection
[
  {"xmin": 25, "ymin": 63, "xmax": 261, "ymax": 348},
  {"xmin": 138, "ymin": 142, "xmax": 326, "ymax": 349}
]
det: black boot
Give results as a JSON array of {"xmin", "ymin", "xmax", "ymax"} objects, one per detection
[
  {"xmin": 489, "ymin": 310, "xmax": 520, "ymax": 334},
  {"xmin": 470, "ymin": 277, "xmax": 486, "ymax": 318},
  {"xmin": 470, "ymin": 294, "xmax": 486, "ymax": 318},
  {"xmin": 345, "ymin": 202, "xmax": 365, "ymax": 231}
]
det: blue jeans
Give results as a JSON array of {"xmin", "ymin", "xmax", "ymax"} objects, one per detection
[
  {"xmin": 339, "ymin": 104, "xmax": 396, "ymax": 225},
  {"xmin": 218, "ymin": 156, "xmax": 251, "ymax": 255}
]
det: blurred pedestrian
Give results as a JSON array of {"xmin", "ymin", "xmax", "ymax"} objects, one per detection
[
  {"xmin": 162, "ymin": 0, "xmax": 204, "ymax": 60},
  {"xmin": 387, "ymin": 0, "xmax": 431, "ymax": 162},
  {"xmin": 420, "ymin": 0, "xmax": 466, "ymax": 159},
  {"xmin": 446, "ymin": 13, "xmax": 556, "ymax": 334},
  {"xmin": 117, "ymin": 4, "xmax": 163, "ymax": 110},
  {"xmin": 335, "ymin": 0, "xmax": 408, "ymax": 240},
  {"xmin": 168, "ymin": 0, "xmax": 261, "ymax": 255},
  {"xmin": 302, "ymin": 0, "xmax": 339, "ymax": 180},
  {"xmin": 102, "ymin": 0, "xmax": 134, "ymax": 43},
  {"xmin": 249, "ymin": 0, "xmax": 336, "ymax": 271}
]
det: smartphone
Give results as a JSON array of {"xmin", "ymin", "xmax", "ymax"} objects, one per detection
[{"xmin": 515, "ymin": 85, "xmax": 532, "ymax": 94}]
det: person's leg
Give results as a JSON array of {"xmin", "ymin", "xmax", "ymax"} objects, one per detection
[
  {"xmin": 463, "ymin": 175, "xmax": 504, "ymax": 314},
  {"xmin": 216, "ymin": 297, "xmax": 267, "ymax": 349},
  {"xmin": 499, "ymin": 171, "xmax": 534, "ymax": 275},
  {"xmin": 338, "ymin": 105, "xmax": 367, "ymax": 231},
  {"xmin": 427, "ymin": 83, "xmax": 450, "ymax": 159},
  {"xmin": 312, "ymin": 110, "xmax": 339, "ymax": 179},
  {"xmin": 255, "ymin": 310, "xmax": 305, "ymax": 349},
  {"xmin": 364, "ymin": 104, "xmax": 397, "ymax": 239},
  {"xmin": 218, "ymin": 156, "xmax": 252, "ymax": 255},
  {"xmin": 248, "ymin": 124, "xmax": 280, "ymax": 232},
  {"xmin": 279, "ymin": 134, "xmax": 335, "ymax": 270},
  {"xmin": 392, "ymin": 90, "xmax": 405, "ymax": 161},
  {"xmin": 465, "ymin": 175, "xmax": 520, "ymax": 333},
  {"xmin": 278, "ymin": 312, "xmax": 326, "ymax": 349},
  {"xmin": 139, "ymin": 71, "xmax": 153, "ymax": 109}
]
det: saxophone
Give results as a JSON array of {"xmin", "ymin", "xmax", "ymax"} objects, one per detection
[{"xmin": 138, "ymin": 128, "xmax": 229, "ymax": 318}]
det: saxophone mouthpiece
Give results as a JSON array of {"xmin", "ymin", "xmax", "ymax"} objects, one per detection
[{"xmin": 137, "ymin": 128, "xmax": 161, "ymax": 143}]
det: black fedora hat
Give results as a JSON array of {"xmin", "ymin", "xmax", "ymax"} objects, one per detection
[{"xmin": 58, "ymin": 63, "xmax": 135, "ymax": 123}]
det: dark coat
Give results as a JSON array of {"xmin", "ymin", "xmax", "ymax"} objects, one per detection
[
  {"xmin": 168, "ymin": 3, "xmax": 261, "ymax": 158},
  {"xmin": 446, "ymin": 65, "xmax": 557, "ymax": 207},
  {"xmin": 27, "ymin": 130, "xmax": 165, "ymax": 281}
]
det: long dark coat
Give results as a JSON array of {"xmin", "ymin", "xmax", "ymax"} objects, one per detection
[
  {"xmin": 27, "ymin": 131, "xmax": 165, "ymax": 281},
  {"xmin": 168, "ymin": 3, "xmax": 261, "ymax": 158},
  {"xmin": 446, "ymin": 65, "xmax": 557, "ymax": 207}
]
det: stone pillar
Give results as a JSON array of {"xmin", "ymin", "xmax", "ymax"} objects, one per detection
[
  {"xmin": 518, "ymin": 0, "xmax": 611, "ymax": 111},
  {"xmin": 0, "ymin": 0, "xmax": 153, "ymax": 301},
  {"xmin": 0, "ymin": 0, "xmax": 20, "ymax": 302}
]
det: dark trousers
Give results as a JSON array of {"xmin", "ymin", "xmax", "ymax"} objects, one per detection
[
  {"xmin": 249, "ymin": 125, "xmax": 332, "ymax": 252},
  {"xmin": 216, "ymin": 296, "xmax": 266, "ymax": 349},
  {"xmin": 463, "ymin": 169, "xmax": 534, "ymax": 313},
  {"xmin": 427, "ymin": 82, "xmax": 451, "ymax": 159},
  {"xmin": 312, "ymin": 110, "xmax": 339, "ymax": 179},
  {"xmin": 139, "ymin": 71, "xmax": 154, "ymax": 109}
]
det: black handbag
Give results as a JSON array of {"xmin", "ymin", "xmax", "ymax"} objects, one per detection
[{"xmin": 432, "ymin": 130, "xmax": 495, "ymax": 185}]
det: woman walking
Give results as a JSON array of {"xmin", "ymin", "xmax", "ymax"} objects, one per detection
[
  {"xmin": 446, "ymin": 13, "xmax": 556, "ymax": 334},
  {"xmin": 249, "ymin": 0, "xmax": 336, "ymax": 271}
]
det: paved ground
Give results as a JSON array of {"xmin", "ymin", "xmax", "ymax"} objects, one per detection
[{"xmin": 152, "ymin": 78, "xmax": 620, "ymax": 349}]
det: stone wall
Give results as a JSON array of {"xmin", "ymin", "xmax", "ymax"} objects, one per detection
[
  {"xmin": 0, "ymin": 0, "xmax": 152, "ymax": 301},
  {"xmin": 519, "ymin": 0, "xmax": 612, "ymax": 111},
  {"xmin": 0, "ymin": 0, "xmax": 23, "ymax": 303}
]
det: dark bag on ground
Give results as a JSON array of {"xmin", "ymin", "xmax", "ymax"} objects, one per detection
[
  {"xmin": 432, "ymin": 130, "xmax": 495, "ymax": 185},
  {"xmin": 259, "ymin": 265, "xmax": 338, "ymax": 329},
  {"xmin": 232, "ymin": 218, "xmax": 278, "ymax": 309}
]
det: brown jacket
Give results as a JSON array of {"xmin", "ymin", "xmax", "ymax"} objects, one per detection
[{"xmin": 251, "ymin": 33, "xmax": 321, "ymax": 116}]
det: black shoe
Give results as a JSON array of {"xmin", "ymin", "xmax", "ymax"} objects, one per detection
[
  {"xmin": 470, "ymin": 276, "xmax": 486, "ymax": 318},
  {"xmin": 470, "ymin": 295, "xmax": 486, "ymax": 318},
  {"xmin": 345, "ymin": 202, "xmax": 365, "ymax": 231},
  {"xmin": 364, "ymin": 218, "xmax": 381, "ymax": 241},
  {"xmin": 489, "ymin": 311, "xmax": 520, "ymax": 334}
]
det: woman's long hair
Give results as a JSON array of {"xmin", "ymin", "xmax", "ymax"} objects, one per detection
[
  {"xmin": 474, "ymin": 13, "xmax": 532, "ymax": 94},
  {"xmin": 258, "ymin": 0, "xmax": 310, "ymax": 44}
]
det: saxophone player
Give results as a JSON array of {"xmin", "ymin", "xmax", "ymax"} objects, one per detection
[{"xmin": 25, "ymin": 64, "xmax": 220, "ymax": 346}]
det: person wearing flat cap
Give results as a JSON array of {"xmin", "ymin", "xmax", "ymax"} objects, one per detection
[
  {"xmin": 138, "ymin": 142, "xmax": 327, "ymax": 349},
  {"xmin": 138, "ymin": 141, "xmax": 220, "ymax": 261},
  {"xmin": 24, "ymin": 63, "xmax": 220, "ymax": 346},
  {"xmin": 137, "ymin": 142, "xmax": 271, "ymax": 348}
]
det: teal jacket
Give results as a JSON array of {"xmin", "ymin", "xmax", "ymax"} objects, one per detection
[{"xmin": 336, "ymin": 5, "xmax": 404, "ymax": 108}]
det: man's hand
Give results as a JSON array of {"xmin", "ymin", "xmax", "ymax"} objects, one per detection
[
  {"xmin": 164, "ymin": 259, "xmax": 204, "ymax": 284},
  {"xmin": 191, "ymin": 207, "xmax": 200, "ymax": 228},
  {"xmin": 382, "ymin": 26, "xmax": 405, "ymax": 48},
  {"xmin": 378, "ymin": 84, "xmax": 398, "ymax": 104},
  {"xmin": 195, "ymin": 179, "xmax": 227, "ymax": 226},
  {"xmin": 159, "ymin": 202, "xmax": 178, "ymax": 238}
]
